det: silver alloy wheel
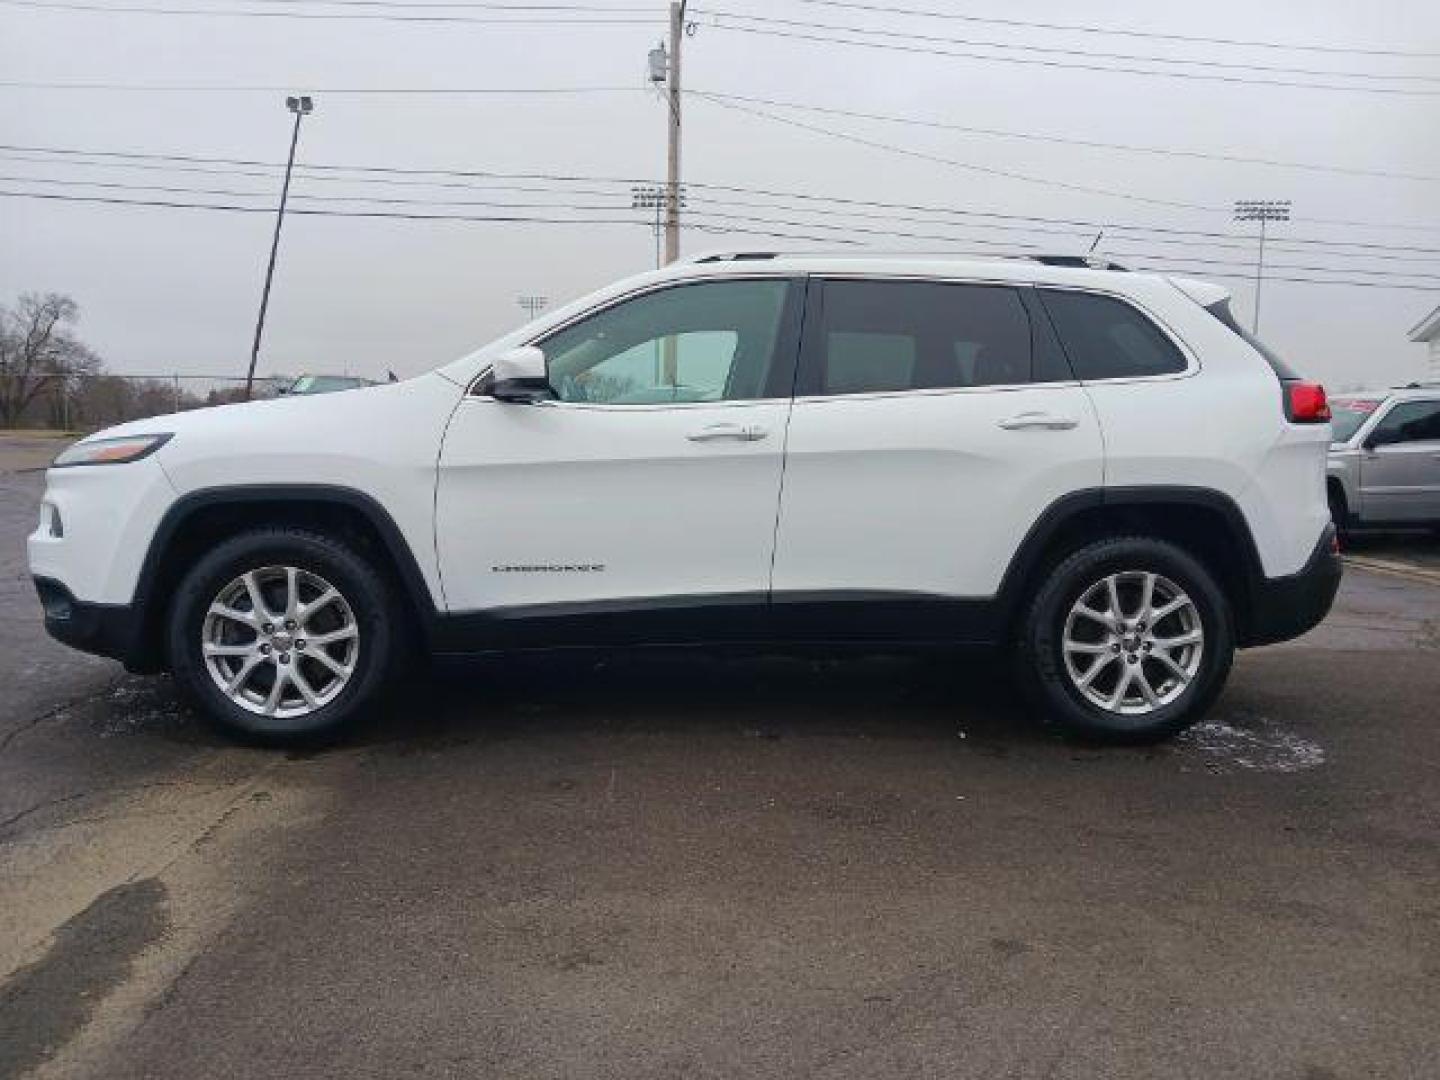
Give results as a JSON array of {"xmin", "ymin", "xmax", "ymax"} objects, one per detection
[
  {"xmin": 1061, "ymin": 571, "xmax": 1204, "ymax": 716},
  {"xmin": 201, "ymin": 565, "xmax": 360, "ymax": 719}
]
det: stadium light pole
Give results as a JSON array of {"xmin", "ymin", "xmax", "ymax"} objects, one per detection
[
  {"xmin": 632, "ymin": 184, "xmax": 685, "ymax": 269},
  {"xmin": 1233, "ymin": 199, "xmax": 1291, "ymax": 335},
  {"xmin": 517, "ymin": 295, "xmax": 549, "ymax": 320},
  {"xmin": 244, "ymin": 94, "xmax": 314, "ymax": 401}
]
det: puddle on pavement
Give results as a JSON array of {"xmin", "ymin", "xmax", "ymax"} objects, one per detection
[{"xmin": 1176, "ymin": 715, "xmax": 1325, "ymax": 774}]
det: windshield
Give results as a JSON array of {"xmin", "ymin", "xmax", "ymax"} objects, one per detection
[{"xmin": 1329, "ymin": 398, "xmax": 1382, "ymax": 443}]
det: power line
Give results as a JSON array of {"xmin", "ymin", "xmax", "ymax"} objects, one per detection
[
  {"xmin": 698, "ymin": 95, "xmax": 1440, "ymax": 235},
  {"xmin": 0, "ymin": 0, "xmax": 658, "ymax": 23},
  {"xmin": 8, "ymin": 176, "xmax": 1440, "ymax": 286},
  {"xmin": 696, "ymin": 93, "xmax": 1223, "ymax": 215},
  {"xmin": 208, "ymin": 1, "xmax": 657, "ymax": 7},
  {"xmin": 0, "ymin": 80, "xmax": 645, "ymax": 94},
  {"xmin": 695, "ymin": 9, "xmax": 1440, "ymax": 84},
  {"xmin": 10, "ymin": 187, "xmax": 1438, "ymax": 292},
  {"xmin": 779, "ymin": 0, "xmax": 1440, "ymax": 59},
  {"xmin": 695, "ymin": 91, "xmax": 1440, "ymax": 184},
  {"xmin": 8, "ymin": 141, "xmax": 1440, "ymax": 255},
  {"xmin": 0, "ymin": 188, "xmax": 865, "ymax": 245},
  {"xmin": 0, "ymin": 162, "xmax": 1386, "ymax": 267},
  {"xmin": 699, "ymin": 19, "xmax": 1440, "ymax": 96}
]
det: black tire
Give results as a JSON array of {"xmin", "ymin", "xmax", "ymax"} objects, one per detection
[
  {"xmin": 1015, "ymin": 536, "xmax": 1235, "ymax": 744},
  {"xmin": 1327, "ymin": 486, "xmax": 1350, "ymax": 547},
  {"xmin": 166, "ymin": 528, "xmax": 396, "ymax": 744}
]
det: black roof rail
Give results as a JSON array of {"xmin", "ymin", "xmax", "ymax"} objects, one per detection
[
  {"xmin": 685, "ymin": 250, "xmax": 1130, "ymax": 270},
  {"xmin": 689, "ymin": 250, "xmax": 781, "ymax": 263},
  {"xmin": 1027, "ymin": 254, "xmax": 1130, "ymax": 271}
]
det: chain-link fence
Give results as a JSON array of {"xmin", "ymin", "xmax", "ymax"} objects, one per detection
[{"xmin": 0, "ymin": 373, "xmax": 293, "ymax": 432}]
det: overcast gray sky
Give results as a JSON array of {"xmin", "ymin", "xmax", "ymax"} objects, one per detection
[{"xmin": 2, "ymin": 0, "xmax": 1437, "ymax": 390}]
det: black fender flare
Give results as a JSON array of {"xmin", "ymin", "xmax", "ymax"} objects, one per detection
[
  {"xmin": 991, "ymin": 485, "xmax": 1268, "ymax": 634},
  {"xmin": 131, "ymin": 484, "xmax": 440, "ymax": 665}
]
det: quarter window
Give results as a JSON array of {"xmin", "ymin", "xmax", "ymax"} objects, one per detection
[
  {"xmin": 1039, "ymin": 289, "xmax": 1187, "ymax": 381},
  {"xmin": 539, "ymin": 279, "xmax": 792, "ymax": 404},
  {"xmin": 1369, "ymin": 400, "xmax": 1440, "ymax": 445},
  {"xmin": 803, "ymin": 280, "xmax": 1043, "ymax": 396}
]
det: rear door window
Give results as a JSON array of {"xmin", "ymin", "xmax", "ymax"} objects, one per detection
[
  {"xmin": 1038, "ymin": 289, "xmax": 1187, "ymax": 381},
  {"xmin": 799, "ymin": 279, "xmax": 1052, "ymax": 396}
]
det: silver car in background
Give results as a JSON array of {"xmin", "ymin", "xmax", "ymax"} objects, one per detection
[{"xmin": 1328, "ymin": 383, "xmax": 1440, "ymax": 537}]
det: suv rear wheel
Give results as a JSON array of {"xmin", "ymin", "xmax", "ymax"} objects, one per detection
[
  {"xmin": 166, "ymin": 528, "xmax": 395, "ymax": 743},
  {"xmin": 1016, "ymin": 536, "xmax": 1234, "ymax": 743}
]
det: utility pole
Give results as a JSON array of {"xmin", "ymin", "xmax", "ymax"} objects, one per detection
[
  {"xmin": 1233, "ymin": 199, "xmax": 1290, "ymax": 334},
  {"xmin": 664, "ymin": 0, "xmax": 687, "ymax": 264},
  {"xmin": 245, "ymin": 94, "xmax": 313, "ymax": 401}
]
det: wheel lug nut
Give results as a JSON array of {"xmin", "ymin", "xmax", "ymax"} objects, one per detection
[
  {"xmin": 295, "ymin": 640, "xmax": 306, "ymax": 650},
  {"xmin": 259, "ymin": 643, "xmax": 271, "ymax": 655},
  {"xmin": 262, "ymin": 623, "xmax": 273, "ymax": 634},
  {"xmin": 285, "ymin": 620, "xmax": 297, "ymax": 631},
  {"xmin": 1111, "ymin": 642, "xmax": 1121, "ymax": 652}
]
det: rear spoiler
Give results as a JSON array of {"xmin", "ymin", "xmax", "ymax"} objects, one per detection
[{"xmin": 1167, "ymin": 275, "xmax": 1231, "ymax": 309}]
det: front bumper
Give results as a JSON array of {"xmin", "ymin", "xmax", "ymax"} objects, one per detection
[
  {"xmin": 34, "ymin": 577, "xmax": 152, "ymax": 670},
  {"xmin": 1241, "ymin": 523, "xmax": 1342, "ymax": 647}
]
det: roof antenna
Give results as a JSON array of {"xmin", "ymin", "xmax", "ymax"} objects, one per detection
[{"xmin": 1088, "ymin": 229, "xmax": 1105, "ymax": 253}]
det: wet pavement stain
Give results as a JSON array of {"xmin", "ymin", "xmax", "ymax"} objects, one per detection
[{"xmin": 0, "ymin": 878, "xmax": 168, "ymax": 1079}]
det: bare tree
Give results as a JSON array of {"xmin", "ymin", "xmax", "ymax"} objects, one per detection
[{"xmin": 0, "ymin": 293, "xmax": 102, "ymax": 427}]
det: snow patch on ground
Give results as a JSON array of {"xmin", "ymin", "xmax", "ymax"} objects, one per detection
[{"xmin": 1177, "ymin": 716, "xmax": 1325, "ymax": 774}]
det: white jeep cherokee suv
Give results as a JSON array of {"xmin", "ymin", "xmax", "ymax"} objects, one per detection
[{"xmin": 29, "ymin": 254, "xmax": 1340, "ymax": 744}]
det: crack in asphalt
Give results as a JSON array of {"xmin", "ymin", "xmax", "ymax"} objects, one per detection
[
  {"xmin": 0, "ymin": 780, "xmax": 233, "ymax": 838},
  {"xmin": 0, "ymin": 790, "xmax": 92, "ymax": 835},
  {"xmin": 0, "ymin": 675, "xmax": 126, "ymax": 759}
]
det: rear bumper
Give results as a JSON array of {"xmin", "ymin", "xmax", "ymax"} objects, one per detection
[
  {"xmin": 1241, "ymin": 524, "xmax": 1342, "ymax": 647},
  {"xmin": 34, "ymin": 576, "xmax": 153, "ymax": 670}
]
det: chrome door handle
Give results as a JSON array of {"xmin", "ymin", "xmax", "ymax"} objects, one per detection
[
  {"xmin": 687, "ymin": 423, "xmax": 768, "ymax": 442},
  {"xmin": 997, "ymin": 412, "xmax": 1079, "ymax": 431}
]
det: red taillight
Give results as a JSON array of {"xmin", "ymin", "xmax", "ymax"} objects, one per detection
[{"xmin": 1285, "ymin": 381, "xmax": 1330, "ymax": 423}]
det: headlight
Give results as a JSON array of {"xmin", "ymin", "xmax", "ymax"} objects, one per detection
[{"xmin": 52, "ymin": 433, "xmax": 173, "ymax": 468}]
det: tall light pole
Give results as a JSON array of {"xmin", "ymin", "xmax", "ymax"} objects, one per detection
[
  {"xmin": 632, "ymin": 184, "xmax": 685, "ymax": 269},
  {"xmin": 1233, "ymin": 199, "xmax": 1290, "ymax": 334},
  {"xmin": 517, "ymin": 295, "xmax": 549, "ymax": 320},
  {"xmin": 245, "ymin": 94, "xmax": 313, "ymax": 400}
]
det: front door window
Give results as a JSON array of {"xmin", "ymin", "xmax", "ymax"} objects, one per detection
[{"xmin": 541, "ymin": 279, "xmax": 793, "ymax": 405}]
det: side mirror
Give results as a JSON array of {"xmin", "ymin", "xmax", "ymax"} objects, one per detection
[{"xmin": 483, "ymin": 346, "xmax": 554, "ymax": 404}]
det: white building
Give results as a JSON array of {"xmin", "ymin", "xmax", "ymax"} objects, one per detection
[{"xmin": 1409, "ymin": 303, "xmax": 1440, "ymax": 381}]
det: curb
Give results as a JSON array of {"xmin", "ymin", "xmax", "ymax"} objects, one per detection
[{"xmin": 1343, "ymin": 555, "xmax": 1440, "ymax": 588}]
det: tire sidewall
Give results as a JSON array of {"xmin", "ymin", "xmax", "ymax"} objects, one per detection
[
  {"xmin": 1022, "ymin": 538, "xmax": 1235, "ymax": 742},
  {"xmin": 167, "ymin": 530, "xmax": 393, "ymax": 743}
]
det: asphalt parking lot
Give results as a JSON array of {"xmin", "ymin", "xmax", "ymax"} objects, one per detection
[{"xmin": 2, "ymin": 445, "xmax": 1438, "ymax": 1080}]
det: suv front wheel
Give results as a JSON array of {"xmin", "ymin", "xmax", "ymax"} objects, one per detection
[
  {"xmin": 166, "ymin": 528, "xmax": 396, "ymax": 743},
  {"xmin": 1016, "ymin": 536, "xmax": 1234, "ymax": 743}
]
